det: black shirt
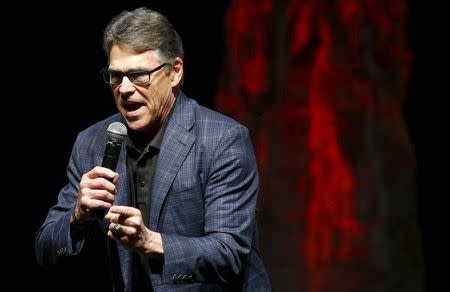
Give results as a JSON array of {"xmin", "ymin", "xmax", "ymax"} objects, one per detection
[{"xmin": 125, "ymin": 114, "xmax": 171, "ymax": 291}]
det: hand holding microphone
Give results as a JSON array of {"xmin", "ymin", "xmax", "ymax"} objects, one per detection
[{"xmin": 73, "ymin": 122, "xmax": 127, "ymax": 223}]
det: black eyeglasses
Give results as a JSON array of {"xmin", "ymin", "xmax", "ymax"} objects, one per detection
[{"xmin": 102, "ymin": 63, "xmax": 169, "ymax": 86}]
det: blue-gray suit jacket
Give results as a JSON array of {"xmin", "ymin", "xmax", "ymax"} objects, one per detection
[{"xmin": 35, "ymin": 92, "xmax": 271, "ymax": 291}]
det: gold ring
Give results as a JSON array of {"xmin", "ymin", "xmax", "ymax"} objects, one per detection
[{"xmin": 114, "ymin": 223, "xmax": 123, "ymax": 232}]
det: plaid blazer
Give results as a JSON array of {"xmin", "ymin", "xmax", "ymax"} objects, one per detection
[{"xmin": 36, "ymin": 92, "xmax": 272, "ymax": 291}]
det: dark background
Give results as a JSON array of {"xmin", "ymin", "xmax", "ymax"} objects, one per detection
[
  {"xmin": 16, "ymin": 0, "xmax": 444, "ymax": 291},
  {"xmin": 406, "ymin": 2, "xmax": 447, "ymax": 291}
]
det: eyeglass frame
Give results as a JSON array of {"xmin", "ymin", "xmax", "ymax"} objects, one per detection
[{"xmin": 102, "ymin": 62, "xmax": 170, "ymax": 86}]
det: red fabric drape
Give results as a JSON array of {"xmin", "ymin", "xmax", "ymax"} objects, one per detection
[{"xmin": 216, "ymin": 1, "xmax": 424, "ymax": 291}]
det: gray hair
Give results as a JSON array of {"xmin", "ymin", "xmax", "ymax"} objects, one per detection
[{"xmin": 103, "ymin": 7, "xmax": 184, "ymax": 63}]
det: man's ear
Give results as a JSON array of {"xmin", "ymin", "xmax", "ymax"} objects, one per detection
[{"xmin": 170, "ymin": 57, "xmax": 184, "ymax": 87}]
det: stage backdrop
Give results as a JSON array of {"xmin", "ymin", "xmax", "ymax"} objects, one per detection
[{"xmin": 215, "ymin": 0, "xmax": 424, "ymax": 291}]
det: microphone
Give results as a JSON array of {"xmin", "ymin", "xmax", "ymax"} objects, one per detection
[
  {"xmin": 91, "ymin": 122, "xmax": 127, "ymax": 221},
  {"xmin": 102, "ymin": 122, "xmax": 128, "ymax": 171}
]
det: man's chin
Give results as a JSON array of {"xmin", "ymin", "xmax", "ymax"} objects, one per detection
[{"xmin": 123, "ymin": 119, "xmax": 147, "ymax": 133}]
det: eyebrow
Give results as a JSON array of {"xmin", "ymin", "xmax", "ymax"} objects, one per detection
[{"xmin": 107, "ymin": 67, "xmax": 149, "ymax": 73}]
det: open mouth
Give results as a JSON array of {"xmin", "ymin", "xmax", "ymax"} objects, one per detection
[{"xmin": 124, "ymin": 103, "xmax": 143, "ymax": 112}]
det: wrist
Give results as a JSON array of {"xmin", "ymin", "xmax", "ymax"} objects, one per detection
[
  {"xmin": 147, "ymin": 231, "xmax": 164, "ymax": 255},
  {"xmin": 71, "ymin": 211, "xmax": 90, "ymax": 226},
  {"xmin": 70, "ymin": 211, "xmax": 93, "ymax": 239}
]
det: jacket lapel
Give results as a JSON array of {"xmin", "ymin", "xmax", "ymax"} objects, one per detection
[
  {"xmin": 149, "ymin": 94, "xmax": 196, "ymax": 230},
  {"xmin": 107, "ymin": 94, "xmax": 196, "ymax": 289}
]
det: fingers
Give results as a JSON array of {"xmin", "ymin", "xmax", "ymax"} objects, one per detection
[
  {"xmin": 108, "ymin": 213, "xmax": 126, "ymax": 225},
  {"xmin": 77, "ymin": 188, "xmax": 115, "ymax": 214},
  {"xmin": 107, "ymin": 222, "xmax": 139, "ymax": 239},
  {"xmin": 110, "ymin": 223, "xmax": 131, "ymax": 235},
  {"xmin": 112, "ymin": 172, "xmax": 120, "ymax": 184},
  {"xmin": 105, "ymin": 206, "xmax": 141, "ymax": 226},
  {"xmin": 105, "ymin": 208, "xmax": 157, "ymax": 254},
  {"xmin": 84, "ymin": 166, "xmax": 117, "ymax": 181},
  {"xmin": 113, "ymin": 213, "xmax": 121, "ymax": 223},
  {"xmin": 105, "ymin": 206, "xmax": 142, "ymax": 241},
  {"xmin": 80, "ymin": 175, "xmax": 117, "ymax": 194},
  {"xmin": 80, "ymin": 196, "xmax": 113, "ymax": 210},
  {"xmin": 109, "ymin": 205, "xmax": 140, "ymax": 217},
  {"xmin": 81, "ymin": 189, "xmax": 115, "ymax": 203},
  {"xmin": 113, "ymin": 223, "xmax": 124, "ymax": 233},
  {"xmin": 76, "ymin": 167, "xmax": 120, "ymax": 220},
  {"xmin": 80, "ymin": 167, "xmax": 118, "ymax": 196}
]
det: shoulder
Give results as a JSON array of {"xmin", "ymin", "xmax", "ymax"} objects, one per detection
[
  {"xmin": 179, "ymin": 92, "xmax": 248, "ymax": 133},
  {"xmin": 75, "ymin": 113, "xmax": 123, "ymax": 146},
  {"xmin": 176, "ymin": 93, "xmax": 252, "ymax": 155},
  {"xmin": 66, "ymin": 113, "xmax": 122, "ymax": 170}
]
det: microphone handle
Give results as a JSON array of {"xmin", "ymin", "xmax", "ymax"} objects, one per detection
[
  {"xmin": 92, "ymin": 140, "xmax": 122, "ymax": 220},
  {"xmin": 102, "ymin": 140, "xmax": 122, "ymax": 170}
]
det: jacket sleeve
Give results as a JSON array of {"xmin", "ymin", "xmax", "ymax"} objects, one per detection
[
  {"xmin": 161, "ymin": 125, "xmax": 259, "ymax": 284},
  {"xmin": 35, "ymin": 133, "xmax": 91, "ymax": 265}
]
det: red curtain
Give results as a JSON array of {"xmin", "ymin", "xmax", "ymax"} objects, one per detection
[{"xmin": 215, "ymin": 0, "xmax": 424, "ymax": 291}]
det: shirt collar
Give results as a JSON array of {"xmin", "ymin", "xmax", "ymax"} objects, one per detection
[{"xmin": 126, "ymin": 106, "xmax": 174, "ymax": 154}]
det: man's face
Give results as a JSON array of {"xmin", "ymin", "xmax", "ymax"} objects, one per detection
[{"xmin": 107, "ymin": 45, "xmax": 181, "ymax": 134}]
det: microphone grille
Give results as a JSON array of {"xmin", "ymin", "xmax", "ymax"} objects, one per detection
[{"xmin": 106, "ymin": 122, "xmax": 127, "ymax": 142}]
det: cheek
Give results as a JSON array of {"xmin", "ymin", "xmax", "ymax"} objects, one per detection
[
  {"xmin": 114, "ymin": 98, "xmax": 123, "ymax": 110},
  {"xmin": 111, "ymin": 90, "xmax": 120, "ymax": 102},
  {"xmin": 113, "ymin": 94, "xmax": 120, "ymax": 104},
  {"xmin": 142, "ymin": 90, "xmax": 161, "ymax": 109}
]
